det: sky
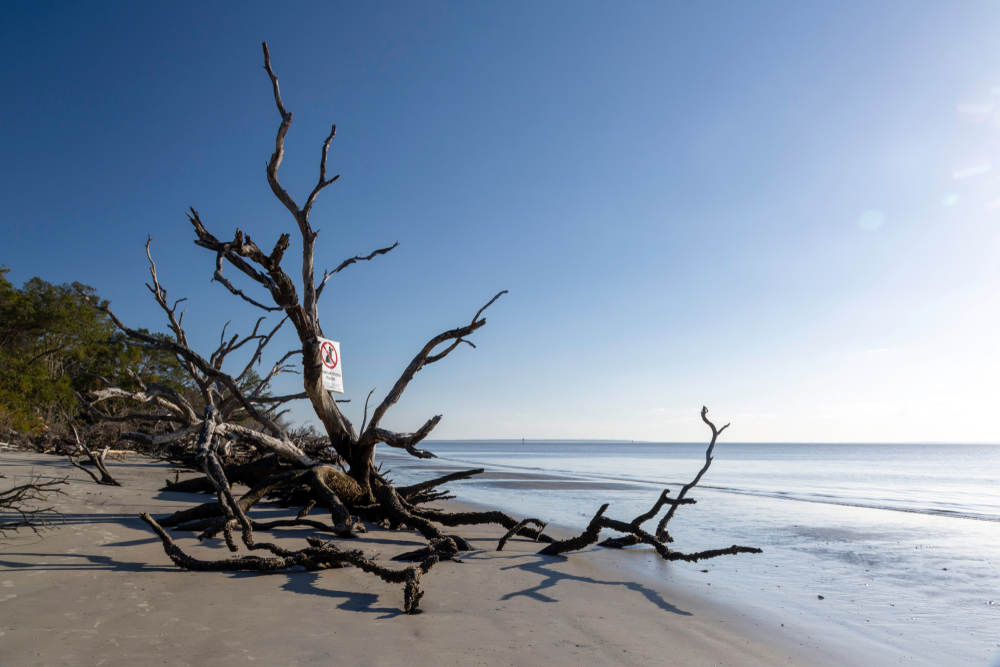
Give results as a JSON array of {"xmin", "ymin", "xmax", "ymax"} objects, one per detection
[{"xmin": 3, "ymin": 1, "xmax": 1000, "ymax": 443}]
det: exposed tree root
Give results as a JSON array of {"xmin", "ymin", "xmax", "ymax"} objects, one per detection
[
  {"xmin": 538, "ymin": 504, "xmax": 610, "ymax": 556},
  {"xmin": 392, "ymin": 537, "xmax": 461, "ymax": 563},
  {"xmin": 598, "ymin": 489, "xmax": 693, "ymax": 548},
  {"xmin": 141, "ymin": 513, "xmax": 436, "ymax": 613},
  {"xmin": 377, "ymin": 482, "xmax": 472, "ymax": 550},
  {"xmin": 538, "ymin": 503, "xmax": 761, "ymax": 561},
  {"xmin": 410, "ymin": 508, "xmax": 555, "ymax": 543},
  {"xmin": 396, "ymin": 468, "xmax": 484, "ymax": 502},
  {"xmin": 540, "ymin": 409, "xmax": 762, "ymax": 563}
]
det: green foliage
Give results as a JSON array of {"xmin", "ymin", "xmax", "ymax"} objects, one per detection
[{"xmin": 0, "ymin": 267, "xmax": 186, "ymax": 434}]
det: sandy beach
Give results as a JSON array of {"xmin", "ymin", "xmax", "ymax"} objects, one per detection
[{"xmin": 0, "ymin": 452, "xmax": 843, "ymax": 667}]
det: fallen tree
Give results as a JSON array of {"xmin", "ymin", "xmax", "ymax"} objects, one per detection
[{"xmin": 76, "ymin": 43, "xmax": 760, "ymax": 612}]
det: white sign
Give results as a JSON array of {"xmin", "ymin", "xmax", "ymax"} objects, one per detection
[{"xmin": 318, "ymin": 338, "xmax": 344, "ymax": 394}]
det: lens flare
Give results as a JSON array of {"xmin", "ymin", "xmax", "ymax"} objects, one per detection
[
  {"xmin": 952, "ymin": 160, "xmax": 991, "ymax": 180},
  {"xmin": 956, "ymin": 103, "xmax": 994, "ymax": 123},
  {"xmin": 941, "ymin": 193, "xmax": 959, "ymax": 207},
  {"xmin": 858, "ymin": 210, "xmax": 884, "ymax": 231}
]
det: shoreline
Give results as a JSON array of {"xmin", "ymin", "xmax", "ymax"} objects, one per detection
[
  {"xmin": 377, "ymin": 448, "xmax": 1000, "ymax": 666},
  {"xmin": 0, "ymin": 451, "xmax": 844, "ymax": 666}
]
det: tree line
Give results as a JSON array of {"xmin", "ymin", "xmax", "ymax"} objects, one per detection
[{"xmin": 0, "ymin": 266, "xmax": 187, "ymax": 438}]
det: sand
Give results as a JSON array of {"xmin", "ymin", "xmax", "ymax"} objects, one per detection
[{"xmin": 0, "ymin": 452, "xmax": 836, "ymax": 666}]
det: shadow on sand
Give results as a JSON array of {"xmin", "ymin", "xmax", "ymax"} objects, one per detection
[{"xmin": 499, "ymin": 554, "xmax": 692, "ymax": 616}]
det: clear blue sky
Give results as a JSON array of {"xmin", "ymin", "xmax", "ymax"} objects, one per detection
[{"xmin": 3, "ymin": 1, "xmax": 1000, "ymax": 442}]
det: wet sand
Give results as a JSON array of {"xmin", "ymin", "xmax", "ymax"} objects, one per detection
[{"xmin": 0, "ymin": 452, "xmax": 836, "ymax": 666}]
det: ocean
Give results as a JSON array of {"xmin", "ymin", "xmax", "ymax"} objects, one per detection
[{"xmin": 377, "ymin": 441, "xmax": 1000, "ymax": 665}]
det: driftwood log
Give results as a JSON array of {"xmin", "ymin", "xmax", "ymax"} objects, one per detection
[{"xmin": 70, "ymin": 43, "xmax": 760, "ymax": 612}]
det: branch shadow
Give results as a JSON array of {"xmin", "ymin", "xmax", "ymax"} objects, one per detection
[
  {"xmin": 499, "ymin": 555, "xmax": 692, "ymax": 616},
  {"xmin": 269, "ymin": 570, "xmax": 407, "ymax": 619},
  {"xmin": 0, "ymin": 552, "xmax": 176, "ymax": 573},
  {"xmin": 0, "ymin": 512, "xmax": 143, "ymax": 528}
]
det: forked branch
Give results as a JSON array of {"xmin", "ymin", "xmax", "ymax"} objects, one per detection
[
  {"xmin": 360, "ymin": 291, "xmax": 507, "ymax": 442},
  {"xmin": 655, "ymin": 406, "xmax": 727, "ymax": 540},
  {"xmin": 536, "ymin": 408, "xmax": 759, "ymax": 563}
]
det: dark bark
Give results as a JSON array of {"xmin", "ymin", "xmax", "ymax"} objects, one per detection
[
  {"xmin": 396, "ymin": 468, "xmax": 484, "ymax": 500},
  {"xmin": 67, "ymin": 423, "xmax": 120, "ymax": 486},
  {"xmin": 497, "ymin": 518, "xmax": 547, "ymax": 551},
  {"xmin": 141, "ymin": 513, "xmax": 437, "ymax": 613},
  {"xmin": 411, "ymin": 507, "xmax": 554, "ymax": 543},
  {"xmin": 163, "ymin": 454, "xmax": 286, "ymax": 493}
]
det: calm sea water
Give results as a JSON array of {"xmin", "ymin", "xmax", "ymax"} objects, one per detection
[{"xmin": 378, "ymin": 442, "xmax": 1000, "ymax": 666}]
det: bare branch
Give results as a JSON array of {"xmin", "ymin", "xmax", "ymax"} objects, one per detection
[
  {"xmin": 262, "ymin": 42, "xmax": 301, "ymax": 222},
  {"xmin": 26, "ymin": 344, "xmax": 66, "ymax": 367},
  {"xmin": 316, "ymin": 242, "xmax": 399, "ymax": 300},
  {"xmin": 145, "ymin": 237, "xmax": 211, "ymax": 402},
  {"xmin": 497, "ymin": 518, "xmax": 547, "ymax": 551},
  {"xmin": 359, "ymin": 387, "xmax": 376, "ymax": 435},
  {"xmin": 396, "ymin": 468, "xmax": 484, "ymax": 500},
  {"xmin": 188, "ymin": 212, "xmax": 281, "ymax": 293},
  {"xmin": 538, "ymin": 502, "xmax": 760, "ymax": 562},
  {"xmin": 77, "ymin": 291, "xmax": 285, "ymax": 438},
  {"xmin": 211, "ymin": 247, "xmax": 285, "ymax": 312},
  {"xmin": 118, "ymin": 422, "xmax": 203, "ymax": 449},
  {"xmin": 68, "ymin": 423, "xmax": 120, "ymax": 486},
  {"xmin": 236, "ymin": 317, "xmax": 288, "ymax": 381},
  {"xmin": 654, "ymin": 406, "xmax": 728, "ymax": 540},
  {"xmin": 248, "ymin": 392, "xmax": 307, "ymax": 404},
  {"xmin": 302, "ymin": 124, "xmax": 340, "ymax": 220},
  {"xmin": 362, "ymin": 291, "xmax": 507, "ymax": 438},
  {"xmin": 83, "ymin": 383, "xmax": 198, "ymax": 425},
  {"xmin": 216, "ymin": 423, "xmax": 313, "ymax": 467},
  {"xmin": 409, "ymin": 507, "xmax": 554, "ymax": 543},
  {"xmin": 367, "ymin": 415, "xmax": 442, "ymax": 459},
  {"xmin": 0, "ymin": 474, "xmax": 67, "ymax": 534}
]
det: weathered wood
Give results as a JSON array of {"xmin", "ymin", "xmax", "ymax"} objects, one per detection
[
  {"xmin": 411, "ymin": 507, "xmax": 554, "ymax": 544},
  {"xmin": 67, "ymin": 423, "xmax": 119, "ymax": 486},
  {"xmin": 396, "ymin": 468, "xmax": 484, "ymax": 500},
  {"xmin": 141, "ymin": 513, "xmax": 438, "ymax": 613},
  {"xmin": 497, "ymin": 518, "xmax": 546, "ymax": 551}
]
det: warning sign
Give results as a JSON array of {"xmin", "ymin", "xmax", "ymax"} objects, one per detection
[{"xmin": 318, "ymin": 338, "xmax": 343, "ymax": 394}]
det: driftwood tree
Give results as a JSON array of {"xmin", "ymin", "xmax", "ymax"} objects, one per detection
[{"xmin": 78, "ymin": 43, "xmax": 760, "ymax": 612}]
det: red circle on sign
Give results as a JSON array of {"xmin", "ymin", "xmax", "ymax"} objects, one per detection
[{"xmin": 320, "ymin": 341, "xmax": 338, "ymax": 369}]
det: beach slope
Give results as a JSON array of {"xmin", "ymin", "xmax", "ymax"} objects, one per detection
[{"xmin": 0, "ymin": 452, "xmax": 831, "ymax": 666}]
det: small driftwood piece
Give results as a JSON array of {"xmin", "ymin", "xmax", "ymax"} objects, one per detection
[{"xmin": 67, "ymin": 423, "xmax": 120, "ymax": 486}]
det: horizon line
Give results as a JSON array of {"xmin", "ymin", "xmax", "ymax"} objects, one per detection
[{"xmin": 422, "ymin": 439, "xmax": 1000, "ymax": 445}]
